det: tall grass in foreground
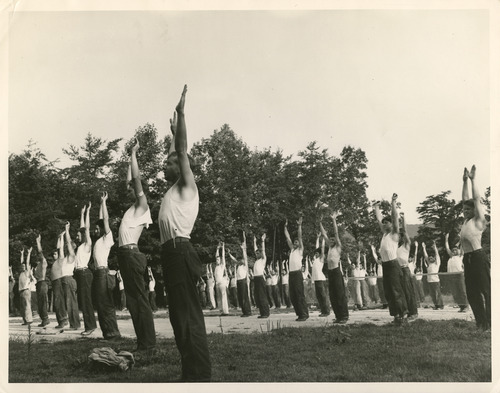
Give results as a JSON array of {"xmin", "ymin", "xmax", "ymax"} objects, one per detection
[{"xmin": 9, "ymin": 319, "xmax": 490, "ymax": 383}]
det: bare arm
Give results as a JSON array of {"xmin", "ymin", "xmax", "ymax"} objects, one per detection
[
  {"xmin": 462, "ymin": 167, "xmax": 470, "ymax": 202},
  {"xmin": 319, "ymin": 220, "xmax": 332, "ymax": 247},
  {"xmin": 58, "ymin": 232, "xmax": 65, "ymax": 259},
  {"xmin": 130, "ymin": 138, "xmax": 148, "ymax": 215},
  {"xmin": 80, "ymin": 205, "xmax": 86, "ymax": 229},
  {"xmin": 101, "ymin": 192, "xmax": 111, "ymax": 234},
  {"xmin": 432, "ymin": 240, "xmax": 440, "ymax": 268},
  {"xmin": 391, "ymin": 193, "xmax": 400, "ymax": 235},
  {"xmin": 321, "ymin": 237, "xmax": 325, "ymax": 260},
  {"xmin": 253, "ymin": 235, "xmax": 258, "ymax": 255},
  {"xmin": 26, "ymin": 248, "xmax": 32, "ymax": 275},
  {"xmin": 297, "ymin": 216, "xmax": 303, "ymax": 250},
  {"xmin": 422, "ymin": 243, "xmax": 428, "ymax": 266},
  {"xmin": 84, "ymin": 202, "xmax": 92, "ymax": 249},
  {"xmin": 221, "ymin": 242, "xmax": 226, "ymax": 270},
  {"xmin": 65, "ymin": 221, "xmax": 75, "ymax": 257},
  {"xmin": 362, "ymin": 253, "xmax": 367, "ymax": 271},
  {"xmin": 284, "ymin": 220, "xmax": 293, "ymax": 250},
  {"xmin": 400, "ymin": 212, "xmax": 410, "ymax": 247},
  {"xmin": 444, "ymin": 234, "xmax": 452, "ymax": 257},
  {"xmin": 373, "ymin": 202, "xmax": 384, "ymax": 232},
  {"xmin": 414, "ymin": 241, "xmax": 418, "ymax": 263},
  {"xmin": 261, "ymin": 234, "xmax": 267, "ymax": 260},
  {"xmin": 315, "ymin": 233, "xmax": 320, "ymax": 249},
  {"xmin": 370, "ymin": 244, "xmax": 378, "ymax": 262},
  {"xmin": 174, "ymin": 85, "xmax": 197, "ymax": 198},
  {"xmin": 331, "ymin": 211, "xmax": 341, "ymax": 248},
  {"xmin": 241, "ymin": 231, "xmax": 248, "ymax": 268},
  {"xmin": 468, "ymin": 165, "xmax": 486, "ymax": 228}
]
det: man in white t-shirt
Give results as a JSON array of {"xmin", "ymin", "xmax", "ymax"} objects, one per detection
[
  {"xmin": 311, "ymin": 233, "xmax": 329, "ymax": 316},
  {"xmin": 92, "ymin": 192, "xmax": 121, "ymax": 340}
]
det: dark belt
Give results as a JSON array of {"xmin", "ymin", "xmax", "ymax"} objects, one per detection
[
  {"xmin": 120, "ymin": 244, "xmax": 138, "ymax": 250},
  {"xmin": 164, "ymin": 237, "xmax": 190, "ymax": 248},
  {"xmin": 75, "ymin": 267, "xmax": 89, "ymax": 271},
  {"xmin": 95, "ymin": 266, "xmax": 108, "ymax": 270}
]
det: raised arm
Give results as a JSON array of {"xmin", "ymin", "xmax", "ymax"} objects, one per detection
[
  {"xmin": 101, "ymin": 192, "xmax": 110, "ymax": 235},
  {"xmin": 168, "ymin": 111, "xmax": 177, "ymax": 155},
  {"xmin": 261, "ymin": 234, "xmax": 267, "ymax": 260},
  {"xmin": 80, "ymin": 205, "xmax": 86, "ymax": 230},
  {"xmin": 20, "ymin": 248, "xmax": 24, "ymax": 265},
  {"xmin": 253, "ymin": 235, "xmax": 258, "ymax": 255},
  {"xmin": 26, "ymin": 247, "xmax": 32, "ymax": 272},
  {"xmin": 468, "ymin": 165, "xmax": 486, "ymax": 228},
  {"xmin": 362, "ymin": 252, "xmax": 367, "ymax": 271},
  {"xmin": 215, "ymin": 242, "xmax": 220, "ymax": 262},
  {"xmin": 297, "ymin": 216, "xmax": 303, "ymax": 250},
  {"xmin": 444, "ymin": 234, "xmax": 452, "ymax": 257},
  {"xmin": 318, "ymin": 219, "xmax": 332, "ymax": 247},
  {"xmin": 421, "ymin": 242, "xmax": 428, "ymax": 266},
  {"xmin": 84, "ymin": 202, "xmax": 92, "ymax": 249},
  {"xmin": 284, "ymin": 219, "xmax": 293, "ymax": 250},
  {"xmin": 315, "ymin": 232, "xmax": 320, "ymax": 249},
  {"xmin": 432, "ymin": 240, "xmax": 440, "ymax": 267},
  {"xmin": 370, "ymin": 244, "xmax": 378, "ymax": 263},
  {"xmin": 130, "ymin": 138, "xmax": 148, "ymax": 215},
  {"xmin": 331, "ymin": 211, "xmax": 341, "ymax": 248},
  {"xmin": 400, "ymin": 212, "xmax": 410, "ymax": 247},
  {"xmin": 391, "ymin": 193, "xmax": 400, "ymax": 235},
  {"xmin": 320, "ymin": 237, "xmax": 325, "ymax": 260},
  {"xmin": 174, "ymin": 85, "xmax": 197, "ymax": 196},
  {"xmin": 65, "ymin": 221, "xmax": 75, "ymax": 257},
  {"xmin": 36, "ymin": 234, "xmax": 44, "ymax": 258},
  {"xmin": 414, "ymin": 241, "xmax": 418, "ymax": 264},
  {"xmin": 221, "ymin": 242, "xmax": 226, "ymax": 270},
  {"xmin": 462, "ymin": 167, "xmax": 470, "ymax": 202},
  {"xmin": 58, "ymin": 231, "xmax": 65, "ymax": 259},
  {"xmin": 373, "ymin": 201, "xmax": 384, "ymax": 232},
  {"xmin": 240, "ymin": 231, "xmax": 248, "ymax": 268}
]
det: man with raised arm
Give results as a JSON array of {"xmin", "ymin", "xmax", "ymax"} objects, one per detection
[
  {"xmin": 422, "ymin": 240, "xmax": 443, "ymax": 310},
  {"xmin": 117, "ymin": 138, "xmax": 156, "ymax": 352},
  {"xmin": 444, "ymin": 233, "xmax": 468, "ymax": 312},
  {"xmin": 214, "ymin": 242, "xmax": 229, "ymax": 316},
  {"xmin": 61, "ymin": 221, "xmax": 81, "ymax": 330},
  {"xmin": 228, "ymin": 232, "xmax": 252, "ymax": 317},
  {"xmin": 93, "ymin": 192, "xmax": 121, "ymax": 340},
  {"xmin": 311, "ymin": 232, "xmax": 329, "ymax": 317},
  {"xmin": 370, "ymin": 244, "xmax": 387, "ymax": 309},
  {"xmin": 34, "ymin": 234, "xmax": 50, "ymax": 327},
  {"xmin": 284, "ymin": 217, "xmax": 309, "ymax": 321},
  {"xmin": 252, "ymin": 234, "xmax": 270, "ymax": 318},
  {"xmin": 397, "ymin": 212, "xmax": 418, "ymax": 319},
  {"xmin": 74, "ymin": 203, "xmax": 96, "ymax": 335},
  {"xmin": 319, "ymin": 211, "xmax": 348, "ymax": 323},
  {"xmin": 51, "ymin": 232, "xmax": 68, "ymax": 329},
  {"xmin": 373, "ymin": 194, "xmax": 408, "ymax": 325},
  {"xmin": 158, "ymin": 86, "xmax": 211, "ymax": 381},
  {"xmin": 460, "ymin": 166, "xmax": 490, "ymax": 330},
  {"xmin": 18, "ymin": 248, "xmax": 34, "ymax": 325}
]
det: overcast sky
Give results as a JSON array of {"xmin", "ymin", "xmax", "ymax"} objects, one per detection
[{"xmin": 7, "ymin": 5, "xmax": 492, "ymax": 224}]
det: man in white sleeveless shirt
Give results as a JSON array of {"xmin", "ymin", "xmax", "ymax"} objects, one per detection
[
  {"xmin": 460, "ymin": 165, "xmax": 490, "ymax": 330},
  {"xmin": 284, "ymin": 217, "xmax": 309, "ymax": 321},
  {"xmin": 74, "ymin": 203, "xmax": 97, "ymax": 335},
  {"xmin": 444, "ymin": 233, "xmax": 468, "ymax": 312},
  {"xmin": 373, "ymin": 194, "xmax": 408, "ymax": 325},
  {"xmin": 157, "ymin": 86, "xmax": 211, "ymax": 382}
]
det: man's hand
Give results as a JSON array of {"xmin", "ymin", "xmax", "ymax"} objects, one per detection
[
  {"xmin": 170, "ymin": 112, "xmax": 177, "ymax": 135},
  {"xmin": 468, "ymin": 165, "xmax": 476, "ymax": 180},
  {"xmin": 131, "ymin": 137, "xmax": 140, "ymax": 153},
  {"xmin": 176, "ymin": 84, "xmax": 187, "ymax": 114}
]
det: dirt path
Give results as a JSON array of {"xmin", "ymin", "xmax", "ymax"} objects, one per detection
[{"xmin": 9, "ymin": 305, "xmax": 474, "ymax": 343}]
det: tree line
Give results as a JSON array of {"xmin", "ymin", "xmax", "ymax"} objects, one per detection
[{"xmin": 9, "ymin": 123, "xmax": 491, "ymax": 273}]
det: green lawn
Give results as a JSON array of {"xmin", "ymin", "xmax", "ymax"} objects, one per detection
[{"xmin": 9, "ymin": 319, "xmax": 490, "ymax": 383}]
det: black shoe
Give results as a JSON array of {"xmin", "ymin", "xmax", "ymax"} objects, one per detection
[
  {"xmin": 103, "ymin": 335, "xmax": 122, "ymax": 341},
  {"xmin": 296, "ymin": 316, "xmax": 308, "ymax": 322},
  {"xmin": 382, "ymin": 304, "xmax": 388, "ymax": 309},
  {"xmin": 319, "ymin": 313, "xmax": 329, "ymax": 317},
  {"xmin": 38, "ymin": 320, "xmax": 50, "ymax": 327},
  {"xmin": 240, "ymin": 314, "xmax": 252, "ymax": 317},
  {"xmin": 21, "ymin": 322, "xmax": 32, "ymax": 326},
  {"xmin": 81, "ymin": 329, "xmax": 95, "ymax": 336},
  {"xmin": 67, "ymin": 327, "xmax": 80, "ymax": 331},
  {"xmin": 220, "ymin": 313, "xmax": 230, "ymax": 316},
  {"xmin": 257, "ymin": 315, "xmax": 269, "ymax": 319},
  {"xmin": 55, "ymin": 323, "xmax": 68, "ymax": 329}
]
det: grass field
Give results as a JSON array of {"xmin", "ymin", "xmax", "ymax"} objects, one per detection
[{"xmin": 9, "ymin": 319, "xmax": 490, "ymax": 383}]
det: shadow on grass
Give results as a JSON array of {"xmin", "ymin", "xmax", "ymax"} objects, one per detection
[{"xmin": 9, "ymin": 319, "xmax": 490, "ymax": 383}]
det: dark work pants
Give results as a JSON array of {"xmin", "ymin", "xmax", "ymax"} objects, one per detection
[
  {"xmin": 289, "ymin": 271, "xmax": 309, "ymax": 319},
  {"xmin": 237, "ymin": 279, "xmax": 252, "ymax": 315},
  {"xmin": 149, "ymin": 291, "xmax": 158, "ymax": 311},
  {"xmin": 282, "ymin": 283, "xmax": 291, "ymax": 308},
  {"xmin": 92, "ymin": 268, "xmax": 121, "ymax": 339},
  {"xmin": 161, "ymin": 242, "xmax": 211, "ymax": 382},
  {"xmin": 266, "ymin": 284, "xmax": 274, "ymax": 307},
  {"xmin": 382, "ymin": 260, "xmax": 408, "ymax": 318},
  {"xmin": 229, "ymin": 286, "xmax": 238, "ymax": 308},
  {"xmin": 74, "ymin": 269, "xmax": 96, "ymax": 331},
  {"xmin": 401, "ymin": 267, "xmax": 418, "ymax": 316},
  {"xmin": 253, "ymin": 276, "xmax": 269, "ymax": 317},
  {"xmin": 428, "ymin": 282, "xmax": 443, "ymax": 307},
  {"xmin": 271, "ymin": 285, "xmax": 281, "ymax": 308},
  {"xmin": 411, "ymin": 276, "xmax": 421, "ymax": 307},
  {"xmin": 377, "ymin": 277, "xmax": 387, "ymax": 304},
  {"xmin": 463, "ymin": 250, "xmax": 490, "ymax": 329},
  {"xmin": 36, "ymin": 281, "xmax": 49, "ymax": 323},
  {"xmin": 449, "ymin": 272, "xmax": 468, "ymax": 306},
  {"xmin": 314, "ymin": 280, "xmax": 330, "ymax": 315},
  {"xmin": 62, "ymin": 276, "xmax": 81, "ymax": 329},
  {"xmin": 118, "ymin": 248, "xmax": 156, "ymax": 350},
  {"xmin": 328, "ymin": 268, "xmax": 349, "ymax": 320},
  {"xmin": 51, "ymin": 278, "xmax": 68, "ymax": 326}
]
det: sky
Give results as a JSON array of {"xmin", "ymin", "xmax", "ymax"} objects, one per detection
[{"xmin": 5, "ymin": 3, "xmax": 494, "ymax": 224}]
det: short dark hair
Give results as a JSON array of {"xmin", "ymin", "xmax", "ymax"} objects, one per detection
[
  {"xmin": 79, "ymin": 227, "xmax": 86, "ymax": 235},
  {"xmin": 96, "ymin": 219, "xmax": 105, "ymax": 231},
  {"xmin": 314, "ymin": 248, "xmax": 321, "ymax": 254},
  {"xmin": 463, "ymin": 199, "xmax": 475, "ymax": 208},
  {"xmin": 381, "ymin": 216, "xmax": 392, "ymax": 224}
]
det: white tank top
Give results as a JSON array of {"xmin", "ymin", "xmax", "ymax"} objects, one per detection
[
  {"xmin": 326, "ymin": 246, "xmax": 341, "ymax": 270},
  {"xmin": 118, "ymin": 206, "xmax": 153, "ymax": 247},
  {"xmin": 74, "ymin": 243, "xmax": 91, "ymax": 269},
  {"xmin": 236, "ymin": 265, "xmax": 247, "ymax": 280},
  {"xmin": 460, "ymin": 218, "xmax": 483, "ymax": 253},
  {"xmin": 61, "ymin": 256, "xmax": 75, "ymax": 277},
  {"xmin": 447, "ymin": 255, "xmax": 463, "ymax": 273},
  {"xmin": 311, "ymin": 256, "xmax": 326, "ymax": 281},
  {"xmin": 289, "ymin": 248, "xmax": 303, "ymax": 272},
  {"xmin": 158, "ymin": 184, "xmax": 199, "ymax": 244},
  {"xmin": 397, "ymin": 246, "xmax": 409, "ymax": 266},
  {"xmin": 253, "ymin": 258, "xmax": 266, "ymax": 276},
  {"xmin": 380, "ymin": 233, "xmax": 398, "ymax": 262}
]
